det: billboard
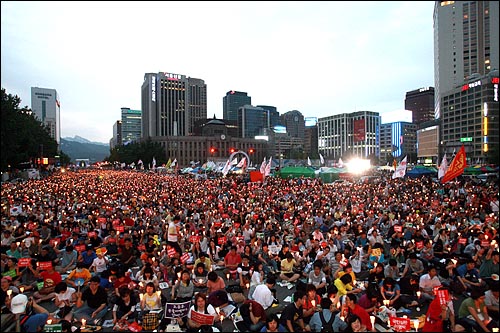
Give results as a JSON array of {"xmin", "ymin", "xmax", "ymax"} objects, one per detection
[
  {"xmin": 353, "ymin": 119, "xmax": 365, "ymax": 142},
  {"xmin": 305, "ymin": 117, "xmax": 318, "ymax": 127}
]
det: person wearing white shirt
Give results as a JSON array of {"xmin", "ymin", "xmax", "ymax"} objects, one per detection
[
  {"xmin": 419, "ymin": 266, "xmax": 442, "ymax": 302},
  {"xmin": 252, "ymin": 277, "xmax": 277, "ymax": 316},
  {"xmin": 368, "ymin": 230, "xmax": 384, "ymax": 247}
]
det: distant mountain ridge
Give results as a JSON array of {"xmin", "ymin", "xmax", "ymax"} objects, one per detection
[
  {"xmin": 61, "ymin": 136, "xmax": 110, "ymax": 163},
  {"xmin": 63, "ymin": 135, "xmax": 108, "ymax": 146}
]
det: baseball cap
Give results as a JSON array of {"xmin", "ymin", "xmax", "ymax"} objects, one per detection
[{"xmin": 11, "ymin": 294, "xmax": 28, "ymax": 314}]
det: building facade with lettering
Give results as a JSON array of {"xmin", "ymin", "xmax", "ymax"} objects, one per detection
[
  {"xmin": 141, "ymin": 72, "xmax": 207, "ymax": 138},
  {"xmin": 440, "ymin": 71, "xmax": 499, "ymax": 164},
  {"xmin": 433, "ymin": 1, "xmax": 499, "ymax": 119},
  {"xmin": 31, "ymin": 87, "xmax": 61, "ymax": 146}
]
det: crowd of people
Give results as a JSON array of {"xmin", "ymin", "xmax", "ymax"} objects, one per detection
[{"xmin": 1, "ymin": 168, "xmax": 499, "ymax": 332}]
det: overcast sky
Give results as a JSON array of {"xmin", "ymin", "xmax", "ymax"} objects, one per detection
[{"xmin": 1, "ymin": 1, "xmax": 433, "ymax": 143}]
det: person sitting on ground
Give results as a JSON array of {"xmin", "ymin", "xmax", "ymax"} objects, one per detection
[
  {"xmin": 237, "ymin": 299, "xmax": 267, "ymax": 332},
  {"xmin": 280, "ymin": 289, "xmax": 311, "ymax": 332},
  {"xmin": 111, "ymin": 286, "xmax": 138, "ymax": 325},
  {"xmin": 9, "ymin": 294, "xmax": 50, "ymax": 332},
  {"xmin": 419, "ymin": 265, "xmax": 442, "ymax": 303},
  {"xmin": 308, "ymin": 297, "xmax": 335, "ymax": 333},
  {"xmin": 260, "ymin": 313, "xmax": 286, "ymax": 332},
  {"xmin": 457, "ymin": 288, "xmax": 499, "ymax": 332},
  {"xmin": 73, "ymin": 275, "xmax": 108, "ymax": 326},
  {"xmin": 279, "ymin": 252, "xmax": 300, "ymax": 284},
  {"xmin": 334, "ymin": 271, "xmax": 362, "ymax": 298},
  {"xmin": 66, "ymin": 262, "xmax": 92, "ymax": 289},
  {"xmin": 186, "ymin": 292, "xmax": 221, "ymax": 333},
  {"xmin": 192, "ymin": 262, "xmax": 209, "ymax": 293},
  {"xmin": 54, "ymin": 281, "xmax": 76, "ymax": 322},
  {"xmin": 308, "ymin": 260, "xmax": 327, "ymax": 296}
]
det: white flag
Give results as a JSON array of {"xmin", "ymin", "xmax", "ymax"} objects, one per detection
[
  {"xmin": 260, "ymin": 157, "xmax": 267, "ymax": 175},
  {"xmin": 338, "ymin": 158, "xmax": 344, "ymax": 168},
  {"xmin": 265, "ymin": 156, "xmax": 273, "ymax": 177},
  {"xmin": 319, "ymin": 153, "xmax": 324, "ymax": 165},
  {"xmin": 438, "ymin": 154, "xmax": 448, "ymax": 179},
  {"xmin": 171, "ymin": 158, "xmax": 177, "ymax": 168},
  {"xmin": 392, "ymin": 156, "xmax": 408, "ymax": 179},
  {"xmin": 152, "ymin": 157, "xmax": 156, "ymax": 168},
  {"xmin": 307, "ymin": 157, "xmax": 312, "ymax": 166},
  {"xmin": 222, "ymin": 159, "xmax": 231, "ymax": 176},
  {"xmin": 230, "ymin": 157, "xmax": 238, "ymax": 166}
]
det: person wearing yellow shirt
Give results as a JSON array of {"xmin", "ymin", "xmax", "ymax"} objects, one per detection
[
  {"xmin": 280, "ymin": 253, "xmax": 300, "ymax": 283},
  {"xmin": 334, "ymin": 272, "xmax": 362, "ymax": 297},
  {"xmin": 66, "ymin": 262, "xmax": 92, "ymax": 289}
]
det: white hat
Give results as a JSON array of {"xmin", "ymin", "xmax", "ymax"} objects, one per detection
[{"xmin": 10, "ymin": 294, "xmax": 28, "ymax": 314}]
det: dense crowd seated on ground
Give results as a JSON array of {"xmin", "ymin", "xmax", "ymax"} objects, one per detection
[{"xmin": 0, "ymin": 169, "xmax": 499, "ymax": 332}]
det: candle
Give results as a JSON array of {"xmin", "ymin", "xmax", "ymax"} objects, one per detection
[
  {"xmin": 414, "ymin": 319, "xmax": 419, "ymax": 332},
  {"xmin": 245, "ymin": 283, "xmax": 249, "ymax": 289},
  {"xmin": 416, "ymin": 291, "xmax": 421, "ymax": 298},
  {"xmin": 139, "ymin": 293, "xmax": 143, "ymax": 301},
  {"xmin": 337, "ymin": 301, "xmax": 341, "ymax": 309},
  {"xmin": 156, "ymin": 290, "xmax": 161, "ymax": 297},
  {"xmin": 370, "ymin": 315, "xmax": 375, "ymax": 327},
  {"xmin": 311, "ymin": 300, "xmax": 316, "ymax": 307},
  {"xmin": 20, "ymin": 286, "xmax": 24, "ymax": 293},
  {"xmin": 81, "ymin": 318, "xmax": 86, "ymax": 328},
  {"xmin": 226, "ymin": 273, "xmax": 230, "ymax": 280},
  {"xmin": 47, "ymin": 319, "xmax": 53, "ymax": 325},
  {"xmin": 403, "ymin": 315, "xmax": 407, "ymax": 319},
  {"xmin": 6, "ymin": 289, "xmax": 12, "ymax": 298}
]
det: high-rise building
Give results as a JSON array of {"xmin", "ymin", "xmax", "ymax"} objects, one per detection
[
  {"xmin": 280, "ymin": 110, "xmax": 305, "ymax": 138},
  {"xmin": 318, "ymin": 111, "xmax": 381, "ymax": 160},
  {"xmin": 31, "ymin": 87, "xmax": 61, "ymax": 146},
  {"xmin": 141, "ymin": 72, "xmax": 207, "ymax": 138},
  {"xmin": 110, "ymin": 120, "xmax": 122, "ymax": 149},
  {"xmin": 121, "ymin": 108, "xmax": 142, "ymax": 144},
  {"xmin": 223, "ymin": 91, "xmax": 251, "ymax": 122},
  {"xmin": 433, "ymin": 1, "xmax": 499, "ymax": 119},
  {"xmin": 379, "ymin": 122, "xmax": 417, "ymax": 164},
  {"xmin": 405, "ymin": 87, "xmax": 435, "ymax": 127},
  {"xmin": 256, "ymin": 105, "xmax": 281, "ymax": 129},
  {"xmin": 238, "ymin": 105, "xmax": 269, "ymax": 138}
]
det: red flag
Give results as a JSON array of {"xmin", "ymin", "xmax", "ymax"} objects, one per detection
[{"xmin": 441, "ymin": 145, "xmax": 467, "ymax": 183}]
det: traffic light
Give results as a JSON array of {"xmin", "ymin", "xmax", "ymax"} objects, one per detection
[
  {"xmin": 248, "ymin": 148, "xmax": 254, "ymax": 154},
  {"xmin": 209, "ymin": 147, "xmax": 217, "ymax": 154},
  {"xmin": 229, "ymin": 147, "xmax": 236, "ymax": 154}
]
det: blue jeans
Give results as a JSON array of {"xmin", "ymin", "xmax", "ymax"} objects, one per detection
[{"xmin": 73, "ymin": 303, "xmax": 108, "ymax": 324}]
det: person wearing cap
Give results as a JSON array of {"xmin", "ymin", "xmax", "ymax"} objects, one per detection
[
  {"xmin": 89, "ymin": 248, "xmax": 108, "ymax": 276},
  {"xmin": 9, "ymin": 294, "xmax": 50, "ymax": 332}
]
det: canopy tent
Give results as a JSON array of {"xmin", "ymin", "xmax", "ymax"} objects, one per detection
[
  {"xmin": 317, "ymin": 167, "xmax": 346, "ymax": 183},
  {"xmin": 277, "ymin": 166, "xmax": 316, "ymax": 179},
  {"xmin": 463, "ymin": 165, "xmax": 498, "ymax": 175},
  {"xmin": 406, "ymin": 165, "xmax": 437, "ymax": 178}
]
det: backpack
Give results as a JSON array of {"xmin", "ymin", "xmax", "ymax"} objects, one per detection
[{"xmin": 319, "ymin": 311, "xmax": 335, "ymax": 333}]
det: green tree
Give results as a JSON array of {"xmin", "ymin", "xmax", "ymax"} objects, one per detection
[
  {"xmin": 106, "ymin": 139, "xmax": 166, "ymax": 167},
  {"xmin": 1, "ymin": 88, "xmax": 60, "ymax": 171}
]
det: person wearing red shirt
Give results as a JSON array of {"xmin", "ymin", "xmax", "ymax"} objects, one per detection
[
  {"xmin": 223, "ymin": 246, "xmax": 242, "ymax": 281},
  {"xmin": 344, "ymin": 293, "xmax": 373, "ymax": 331},
  {"xmin": 236, "ymin": 299, "xmax": 267, "ymax": 332},
  {"xmin": 31, "ymin": 263, "xmax": 62, "ymax": 303}
]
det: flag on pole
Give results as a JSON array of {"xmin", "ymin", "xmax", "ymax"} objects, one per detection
[
  {"xmin": 338, "ymin": 158, "xmax": 344, "ymax": 168},
  {"xmin": 441, "ymin": 145, "xmax": 466, "ymax": 184},
  {"xmin": 392, "ymin": 156, "xmax": 408, "ymax": 179},
  {"xmin": 152, "ymin": 157, "xmax": 156, "ymax": 169},
  {"xmin": 307, "ymin": 157, "xmax": 312, "ymax": 166},
  {"xmin": 319, "ymin": 153, "xmax": 324, "ymax": 165},
  {"xmin": 230, "ymin": 157, "xmax": 238, "ymax": 166},
  {"xmin": 264, "ymin": 156, "xmax": 273, "ymax": 177},
  {"xmin": 171, "ymin": 158, "xmax": 177, "ymax": 168},
  {"xmin": 236, "ymin": 157, "xmax": 247, "ymax": 168},
  {"xmin": 438, "ymin": 154, "xmax": 448, "ymax": 179},
  {"xmin": 260, "ymin": 157, "xmax": 267, "ymax": 175},
  {"xmin": 165, "ymin": 158, "xmax": 172, "ymax": 168},
  {"xmin": 222, "ymin": 159, "xmax": 231, "ymax": 176}
]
